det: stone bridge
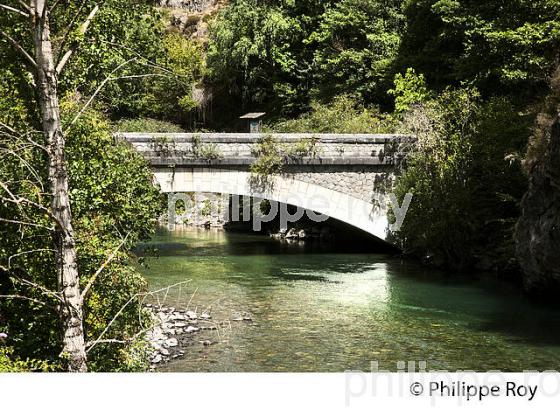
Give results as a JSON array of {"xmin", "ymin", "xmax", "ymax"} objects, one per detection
[{"xmin": 118, "ymin": 133, "xmax": 413, "ymax": 242}]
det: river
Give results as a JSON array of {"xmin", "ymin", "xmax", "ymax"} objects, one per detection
[{"xmin": 137, "ymin": 228, "xmax": 560, "ymax": 372}]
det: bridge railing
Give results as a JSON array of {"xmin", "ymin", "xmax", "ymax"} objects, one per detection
[{"xmin": 117, "ymin": 133, "xmax": 415, "ymax": 167}]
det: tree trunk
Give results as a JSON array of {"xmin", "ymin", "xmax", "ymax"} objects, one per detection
[{"xmin": 31, "ymin": 0, "xmax": 87, "ymax": 372}]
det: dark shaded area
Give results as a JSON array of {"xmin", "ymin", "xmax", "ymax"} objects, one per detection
[{"xmin": 223, "ymin": 198, "xmax": 399, "ymax": 254}]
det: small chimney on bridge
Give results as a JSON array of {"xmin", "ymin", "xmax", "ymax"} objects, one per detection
[{"xmin": 240, "ymin": 112, "xmax": 266, "ymax": 133}]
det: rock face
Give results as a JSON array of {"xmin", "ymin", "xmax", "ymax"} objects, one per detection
[
  {"xmin": 158, "ymin": 0, "xmax": 222, "ymax": 41},
  {"xmin": 160, "ymin": 0, "xmax": 218, "ymax": 12},
  {"xmin": 516, "ymin": 70, "xmax": 560, "ymax": 296}
]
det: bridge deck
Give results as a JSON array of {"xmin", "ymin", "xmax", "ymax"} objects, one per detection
[{"xmin": 118, "ymin": 132, "xmax": 414, "ymax": 167}]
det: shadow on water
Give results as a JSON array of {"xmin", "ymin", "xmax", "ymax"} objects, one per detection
[
  {"xmin": 269, "ymin": 271, "xmax": 338, "ymax": 283},
  {"xmin": 136, "ymin": 227, "xmax": 397, "ymax": 258},
  {"xmin": 385, "ymin": 260, "xmax": 560, "ymax": 348}
]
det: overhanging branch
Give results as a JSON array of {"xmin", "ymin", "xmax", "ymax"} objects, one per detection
[
  {"xmin": 64, "ymin": 58, "xmax": 136, "ymax": 132},
  {"xmin": 81, "ymin": 233, "xmax": 130, "ymax": 300},
  {"xmin": 55, "ymin": 4, "xmax": 99, "ymax": 74},
  {"xmin": 17, "ymin": 0, "xmax": 31, "ymax": 13},
  {"xmin": 0, "ymin": 29, "xmax": 37, "ymax": 68},
  {"xmin": 0, "ymin": 3, "xmax": 29, "ymax": 17}
]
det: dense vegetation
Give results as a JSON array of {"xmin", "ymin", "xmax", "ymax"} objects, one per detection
[
  {"xmin": 1, "ymin": 0, "xmax": 559, "ymax": 370},
  {"xmin": 0, "ymin": 0, "xmax": 170, "ymax": 371},
  {"xmin": 206, "ymin": 0, "xmax": 559, "ymax": 275}
]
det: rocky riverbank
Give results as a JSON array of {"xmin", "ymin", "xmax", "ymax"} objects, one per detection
[
  {"xmin": 145, "ymin": 304, "xmax": 217, "ymax": 370},
  {"xmin": 145, "ymin": 304, "xmax": 253, "ymax": 371}
]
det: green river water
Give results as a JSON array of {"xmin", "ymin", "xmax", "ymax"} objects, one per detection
[{"xmin": 138, "ymin": 228, "xmax": 560, "ymax": 372}]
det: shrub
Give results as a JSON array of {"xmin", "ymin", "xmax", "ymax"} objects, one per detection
[
  {"xmin": 0, "ymin": 347, "xmax": 56, "ymax": 372},
  {"xmin": 114, "ymin": 118, "xmax": 185, "ymax": 133},
  {"xmin": 389, "ymin": 68, "xmax": 431, "ymax": 113},
  {"xmin": 393, "ymin": 87, "xmax": 529, "ymax": 271},
  {"xmin": 191, "ymin": 135, "xmax": 223, "ymax": 160},
  {"xmin": 267, "ymin": 95, "xmax": 396, "ymax": 134}
]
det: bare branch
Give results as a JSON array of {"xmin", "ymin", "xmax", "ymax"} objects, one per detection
[
  {"xmin": 7, "ymin": 249, "xmax": 54, "ymax": 269},
  {"xmin": 0, "ymin": 3, "xmax": 29, "ymax": 17},
  {"xmin": 0, "ymin": 147, "xmax": 45, "ymax": 191},
  {"xmin": 0, "ymin": 181, "xmax": 61, "ymax": 228},
  {"xmin": 11, "ymin": 273, "xmax": 63, "ymax": 303},
  {"xmin": 0, "ymin": 294, "xmax": 50, "ymax": 307},
  {"xmin": 0, "ymin": 29, "xmax": 37, "ymax": 68},
  {"xmin": 17, "ymin": 0, "xmax": 30, "ymax": 13},
  {"xmin": 85, "ymin": 339, "xmax": 126, "ymax": 348},
  {"xmin": 81, "ymin": 233, "xmax": 130, "ymax": 300},
  {"xmin": 55, "ymin": 4, "xmax": 99, "ymax": 74},
  {"xmin": 64, "ymin": 58, "xmax": 136, "ymax": 132},
  {"xmin": 56, "ymin": 0, "xmax": 88, "ymax": 60},
  {"xmin": 0, "ymin": 121, "xmax": 20, "ymax": 136},
  {"xmin": 86, "ymin": 281, "xmax": 191, "ymax": 353},
  {"xmin": 112, "ymin": 74, "xmax": 171, "ymax": 80},
  {"xmin": 48, "ymin": 0, "xmax": 62, "ymax": 12},
  {"xmin": 85, "ymin": 293, "xmax": 137, "ymax": 353},
  {"xmin": 0, "ymin": 122, "xmax": 48, "ymax": 152},
  {"xmin": 0, "ymin": 217, "xmax": 54, "ymax": 231},
  {"xmin": 89, "ymin": 39, "xmax": 193, "ymax": 79}
]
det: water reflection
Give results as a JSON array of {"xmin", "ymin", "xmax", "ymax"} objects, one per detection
[{"xmin": 136, "ymin": 228, "xmax": 560, "ymax": 372}]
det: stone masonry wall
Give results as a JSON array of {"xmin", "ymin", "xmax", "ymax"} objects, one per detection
[
  {"xmin": 283, "ymin": 166, "xmax": 395, "ymax": 202},
  {"xmin": 118, "ymin": 133, "xmax": 412, "ymax": 165},
  {"xmin": 119, "ymin": 133, "xmax": 411, "ymax": 203}
]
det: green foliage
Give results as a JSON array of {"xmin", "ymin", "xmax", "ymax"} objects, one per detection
[
  {"xmin": 267, "ymin": 95, "xmax": 396, "ymax": 133},
  {"xmin": 207, "ymin": 0, "xmax": 405, "ymax": 120},
  {"xmin": 287, "ymin": 137, "xmax": 320, "ymax": 160},
  {"xmin": 114, "ymin": 118, "xmax": 185, "ymax": 133},
  {"xmin": 307, "ymin": 0, "xmax": 405, "ymax": 104},
  {"xmin": 0, "ymin": 347, "xmax": 57, "ymax": 372},
  {"xmin": 0, "ymin": 102, "xmax": 164, "ymax": 371},
  {"xmin": 398, "ymin": 0, "xmax": 560, "ymax": 99},
  {"xmin": 250, "ymin": 134, "xmax": 321, "ymax": 183},
  {"xmin": 201, "ymin": 200, "xmax": 213, "ymax": 217},
  {"xmin": 191, "ymin": 135, "xmax": 223, "ymax": 160},
  {"xmin": 150, "ymin": 136, "xmax": 176, "ymax": 157},
  {"xmin": 208, "ymin": 0, "xmax": 559, "ymax": 122},
  {"xmin": 389, "ymin": 68, "xmax": 430, "ymax": 113},
  {"xmin": 0, "ymin": 69, "xmax": 29, "ymax": 128},
  {"xmin": 1, "ymin": 1, "xmax": 205, "ymax": 128},
  {"xmin": 207, "ymin": 0, "xmax": 313, "ymax": 118},
  {"xmin": 250, "ymin": 134, "xmax": 285, "ymax": 180},
  {"xmin": 394, "ymin": 88, "xmax": 529, "ymax": 270},
  {"xmin": 127, "ymin": 32, "xmax": 205, "ymax": 124}
]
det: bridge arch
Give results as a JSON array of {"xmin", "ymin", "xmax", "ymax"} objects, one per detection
[{"xmin": 153, "ymin": 167, "xmax": 392, "ymax": 242}]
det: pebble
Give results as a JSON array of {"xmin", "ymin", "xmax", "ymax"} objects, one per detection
[{"xmin": 145, "ymin": 304, "xmax": 221, "ymax": 368}]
